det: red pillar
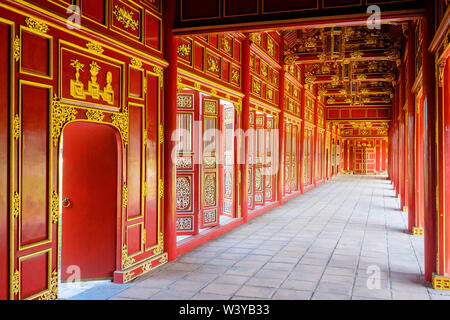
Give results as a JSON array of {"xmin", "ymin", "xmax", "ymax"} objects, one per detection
[
  {"xmin": 313, "ymin": 86, "xmax": 318, "ymax": 187},
  {"xmin": 163, "ymin": 0, "xmax": 178, "ymax": 261},
  {"xmin": 241, "ymin": 34, "xmax": 250, "ymax": 223},
  {"xmin": 278, "ymin": 42, "xmax": 286, "ymax": 204},
  {"xmin": 422, "ymin": 2, "xmax": 437, "ymax": 282},
  {"xmin": 407, "ymin": 21, "xmax": 417, "ymax": 233},
  {"xmin": 299, "ymin": 66, "xmax": 306, "ymax": 193}
]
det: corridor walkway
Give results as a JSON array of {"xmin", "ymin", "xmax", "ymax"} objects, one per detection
[{"xmin": 69, "ymin": 176, "xmax": 450, "ymax": 300}]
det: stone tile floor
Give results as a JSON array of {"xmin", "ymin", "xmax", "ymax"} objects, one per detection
[{"xmin": 63, "ymin": 175, "xmax": 450, "ymax": 300}]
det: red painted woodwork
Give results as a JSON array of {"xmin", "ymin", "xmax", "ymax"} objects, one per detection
[
  {"xmin": 219, "ymin": 104, "xmax": 235, "ymax": 217},
  {"xmin": 0, "ymin": 19, "xmax": 10, "ymax": 300},
  {"xmin": 443, "ymin": 58, "xmax": 450, "ymax": 275},
  {"xmin": 61, "ymin": 122, "xmax": 120, "ymax": 281},
  {"xmin": 241, "ymin": 34, "xmax": 250, "ymax": 223}
]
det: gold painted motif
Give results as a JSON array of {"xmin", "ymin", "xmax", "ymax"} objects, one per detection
[
  {"xmin": 159, "ymin": 178, "xmax": 164, "ymax": 198},
  {"xmin": 153, "ymin": 232, "xmax": 164, "ymax": 255},
  {"xmin": 25, "ymin": 17, "xmax": 49, "ymax": 34},
  {"xmin": 159, "ymin": 123, "xmax": 164, "ymax": 144},
  {"xmin": 113, "ymin": 5, "xmax": 139, "ymax": 31},
  {"xmin": 69, "ymin": 59, "xmax": 115, "ymax": 105},
  {"xmin": 204, "ymin": 100, "xmax": 217, "ymax": 115}
]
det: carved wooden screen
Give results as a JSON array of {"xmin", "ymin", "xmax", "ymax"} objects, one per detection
[
  {"xmin": 220, "ymin": 104, "xmax": 235, "ymax": 218},
  {"xmin": 200, "ymin": 96, "xmax": 220, "ymax": 228},
  {"xmin": 175, "ymin": 91, "xmax": 199, "ymax": 235},
  {"xmin": 285, "ymin": 123, "xmax": 292, "ymax": 194},
  {"xmin": 247, "ymin": 110, "xmax": 256, "ymax": 210},
  {"xmin": 355, "ymin": 146, "xmax": 364, "ymax": 174},
  {"xmin": 264, "ymin": 116, "xmax": 276, "ymax": 202},
  {"xmin": 366, "ymin": 148, "xmax": 376, "ymax": 175},
  {"xmin": 254, "ymin": 114, "xmax": 266, "ymax": 206}
]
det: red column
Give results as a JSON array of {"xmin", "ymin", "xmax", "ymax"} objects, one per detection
[
  {"xmin": 407, "ymin": 21, "xmax": 416, "ymax": 232},
  {"xmin": 422, "ymin": 2, "xmax": 437, "ymax": 282},
  {"xmin": 241, "ymin": 34, "xmax": 250, "ymax": 223},
  {"xmin": 163, "ymin": 0, "xmax": 178, "ymax": 261},
  {"xmin": 278, "ymin": 44, "xmax": 286, "ymax": 204},
  {"xmin": 299, "ymin": 66, "xmax": 306, "ymax": 193},
  {"xmin": 313, "ymin": 86, "xmax": 318, "ymax": 187}
]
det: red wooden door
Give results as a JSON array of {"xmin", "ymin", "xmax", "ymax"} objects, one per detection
[
  {"xmin": 200, "ymin": 96, "xmax": 220, "ymax": 228},
  {"xmin": 220, "ymin": 104, "xmax": 235, "ymax": 217},
  {"xmin": 264, "ymin": 117, "xmax": 276, "ymax": 202},
  {"xmin": 284, "ymin": 123, "xmax": 292, "ymax": 194},
  {"xmin": 61, "ymin": 122, "xmax": 120, "ymax": 281},
  {"xmin": 175, "ymin": 91, "xmax": 199, "ymax": 235},
  {"xmin": 291, "ymin": 125, "xmax": 298, "ymax": 192},
  {"xmin": 355, "ymin": 146, "xmax": 364, "ymax": 174}
]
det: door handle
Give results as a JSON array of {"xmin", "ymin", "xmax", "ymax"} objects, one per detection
[{"xmin": 62, "ymin": 197, "xmax": 71, "ymax": 208}]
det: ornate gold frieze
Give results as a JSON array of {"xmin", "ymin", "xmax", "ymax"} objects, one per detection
[
  {"xmin": 51, "ymin": 191, "xmax": 59, "ymax": 224},
  {"xmin": 85, "ymin": 109, "xmax": 105, "ymax": 122},
  {"xmin": 122, "ymin": 183, "xmax": 128, "ymax": 208},
  {"xmin": 122, "ymin": 244, "xmax": 135, "ymax": 268},
  {"xmin": 204, "ymin": 100, "xmax": 217, "ymax": 115},
  {"xmin": 13, "ymin": 35, "xmax": 20, "ymax": 62},
  {"xmin": 25, "ymin": 17, "xmax": 49, "ymax": 34},
  {"xmin": 38, "ymin": 270, "xmax": 58, "ymax": 300},
  {"xmin": 111, "ymin": 107, "xmax": 129, "ymax": 145},
  {"xmin": 153, "ymin": 66, "xmax": 163, "ymax": 88},
  {"xmin": 69, "ymin": 59, "xmax": 115, "ymax": 105},
  {"xmin": 12, "ymin": 114, "xmax": 20, "ymax": 140},
  {"xmin": 51, "ymin": 96, "xmax": 77, "ymax": 147},
  {"xmin": 86, "ymin": 41, "xmax": 104, "ymax": 55},
  {"xmin": 113, "ymin": 5, "xmax": 139, "ymax": 31},
  {"xmin": 12, "ymin": 192, "xmax": 20, "ymax": 218},
  {"xmin": 158, "ymin": 123, "xmax": 164, "ymax": 144},
  {"xmin": 222, "ymin": 38, "xmax": 231, "ymax": 53}
]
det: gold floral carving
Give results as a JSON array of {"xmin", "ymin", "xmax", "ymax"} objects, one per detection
[
  {"xmin": 204, "ymin": 100, "xmax": 217, "ymax": 115},
  {"xmin": 231, "ymin": 70, "xmax": 240, "ymax": 83},
  {"xmin": 13, "ymin": 192, "xmax": 20, "ymax": 218},
  {"xmin": 25, "ymin": 17, "xmax": 49, "ymax": 34},
  {"xmin": 85, "ymin": 109, "xmax": 105, "ymax": 122},
  {"xmin": 113, "ymin": 5, "xmax": 139, "ymax": 30},
  {"xmin": 130, "ymin": 57, "xmax": 143, "ymax": 68},
  {"xmin": 11, "ymin": 270, "xmax": 20, "ymax": 295},
  {"xmin": 159, "ymin": 123, "xmax": 164, "ymax": 144},
  {"xmin": 159, "ymin": 178, "xmax": 164, "ymax": 199},
  {"xmin": 51, "ymin": 191, "xmax": 59, "ymax": 224},
  {"xmin": 122, "ymin": 244, "xmax": 135, "ymax": 268},
  {"xmin": 207, "ymin": 57, "xmax": 220, "ymax": 73},
  {"xmin": 51, "ymin": 96, "xmax": 77, "ymax": 147},
  {"xmin": 38, "ymin": 270, "xmax": 58, "ymax": 300},
  {"xmin": 86, "ymin": 41, "xmax": 104, "ymax": 55},
  {"xmin": 111, "ymin": 107, "xmax": 129, "ymax": 145},
  {"xmin": 13, "ymin": 35, "xmax": 20, "ymax": 62},
  {"xmin": 153, "ymin": 232, "xmax": 164, "ymax": 255},
  {"xmin": 12, "ymin": 114, "xmax": 20, "ymax": 140},
  {"xmin": 177, "ymin": 43, "xmax": 191, "ymax": 57},
  {"xmin": 122, "ymin": 183, "xmax": 128, "ymax": 208},
  {"xmin": 222, "ymin": 38, "xmax": 231, "ymax": 53}
]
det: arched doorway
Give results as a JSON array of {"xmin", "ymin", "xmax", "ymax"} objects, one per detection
[{"xmin": 59, "ymin": 121, "xmax": 122, "ymax": 282}]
